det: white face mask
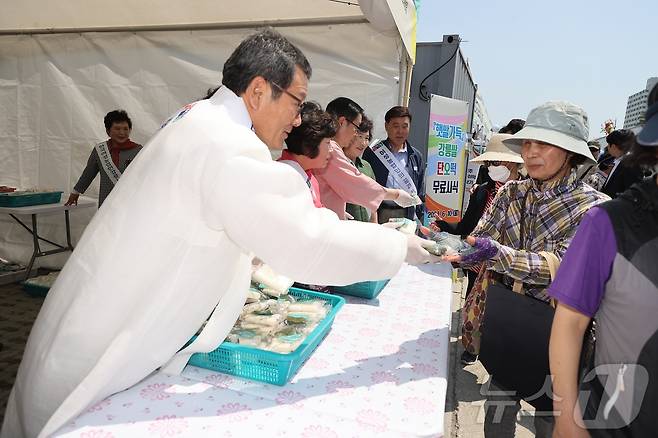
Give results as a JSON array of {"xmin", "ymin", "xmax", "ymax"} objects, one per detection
[{"xmin": 488, "ymin": 165, "xmax": 511, "ymax": 182}]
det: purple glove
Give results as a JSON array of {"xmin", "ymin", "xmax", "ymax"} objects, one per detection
[{"xmin": 460, "ymin": 237, "xmax": 499, "ymax": 264}]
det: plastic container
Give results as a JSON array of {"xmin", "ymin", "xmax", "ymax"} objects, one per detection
[
  {"xmin": 331, "ymin": 279, "xmax": 390, "ymax": 299},
  {"xmin": 22, "ymin": 282, "xmax": 50, "ymax": 297},
  {"xmin": 22, "ymin": 271, "xmax": 60, "ymax": 297},
  {"xmin": 187, "ymin": 287, "xmax": 345, "ymax": 386},
  {"xmin": 0, "ymin": 191, "xmax": 63, "ymax": 208}
]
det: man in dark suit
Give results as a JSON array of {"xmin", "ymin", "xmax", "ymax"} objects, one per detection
[
  {"xmin": 363, "ymin": 106, "xmax": 425, "ymax": 223},
  {"xmin": 602, "ymin": 129, "xmax": 646, "ymax": 198}
]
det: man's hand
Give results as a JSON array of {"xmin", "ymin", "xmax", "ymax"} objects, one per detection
[
  {"xmin": 393, "ymin": 190, "xmax": 421, "ymax": 208},
  {"xmin": 405, "ymin": 234, "xmax": 442, "ymax": 265},
  {"xmin": 65, "ymin": 193, "xmax": 80, "ymax": 206}
]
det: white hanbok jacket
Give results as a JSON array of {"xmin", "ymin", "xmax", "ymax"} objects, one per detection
[{"xmin": 1, "ymin": 87, "xmax": 406, "ymax": 438}]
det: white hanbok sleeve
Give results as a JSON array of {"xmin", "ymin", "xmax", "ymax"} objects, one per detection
[{"xmin": 202, "ymin": 154, "xmax": 406, "ymax": 285}]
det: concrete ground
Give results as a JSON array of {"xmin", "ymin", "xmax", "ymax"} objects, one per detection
[
  {"xmin": 0, "ymin": 281, "xmax": 45, "ymax": 425},
  {"xmin": 444, "ymin": 271, "xmax": 537, "ymax": 438}
]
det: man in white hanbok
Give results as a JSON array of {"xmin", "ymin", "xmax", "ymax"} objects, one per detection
[{"xmin": 2, "ymin": 29, "xmax": 439, "ymax": 437}]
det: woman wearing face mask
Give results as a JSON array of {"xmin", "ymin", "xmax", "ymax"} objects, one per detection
[
  {"xmin": 444, "ymin": 101, "xmax": 610, "ymax": 437},
  {"xmin": 434, "ymin": 133, "xmax": 522, "ymax": 237},
  {"xmin": 438, "ymin": 134, "xmax": 524, "ymax": 365},
  {"xmin": 436, "ymin": 134, "xmax": 522, "ymax": 341}
]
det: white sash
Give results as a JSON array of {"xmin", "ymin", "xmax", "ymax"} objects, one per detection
[
  {"xmin": 94, "ymin": 141, "xmax": 122, "ymax": 185},
  {"xmin": 280, "ymin": 160, "xmax": 320, "ymax": 205},
  {"xmin": 370, "ymin": 139, "xmax": 418, "ymax": 195}
]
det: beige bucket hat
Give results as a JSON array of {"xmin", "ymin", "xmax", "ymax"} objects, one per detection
[
  {"xmin": 503, "ymin": 101, "xmax": 596, "ymax": 164},
  {"xmin": 471, "ymin": 133, "xmax": 523, "ymax": 164}
]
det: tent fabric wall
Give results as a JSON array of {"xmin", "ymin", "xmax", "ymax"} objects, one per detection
[
  {"xmin": 0, "ymin": 24, "xmax": 404, "ymax": 268},
  {"xmin": 0, "ymin": 0, "xmax": 364, "ymax": 32}
]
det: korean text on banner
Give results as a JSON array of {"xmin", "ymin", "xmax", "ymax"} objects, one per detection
[{"xmin": 425, "ymin": 95, "xmax": 469, "ymax": 224}]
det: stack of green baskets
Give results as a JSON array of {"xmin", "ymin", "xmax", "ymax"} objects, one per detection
[{"xmin": 0, "ymin": 191, "xmax": 63, "ymax": 208}]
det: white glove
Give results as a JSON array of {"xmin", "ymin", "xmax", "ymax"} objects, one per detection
[
  {"xmin": 394, "ymin": 190, "xmax": 422, "ymax": 208},
  {"xmin": 405, "ymin": 234, "xmax": 442, "ymax": 265},
  {"xmin": 382, "ymin": 221, "xmax": 403, "ymax": 230}
]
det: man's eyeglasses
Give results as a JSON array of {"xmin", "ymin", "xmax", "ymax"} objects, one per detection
[{"xmin": 270, "ymin": 81, "xmax": 304, "ymax": 113}]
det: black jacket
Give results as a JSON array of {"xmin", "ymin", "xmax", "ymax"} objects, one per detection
[
  {"xmin": 602, "ymin": 156, "xmax": 646, "ymax": 198},
  {"xmin": 362, "ymin": 139, "xmax": 425, "ymax": 221}
]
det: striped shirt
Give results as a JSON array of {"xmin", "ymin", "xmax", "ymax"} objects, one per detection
[{"xmin": 472, "ymin": 171, "xmax": 610, "ymax": 301}]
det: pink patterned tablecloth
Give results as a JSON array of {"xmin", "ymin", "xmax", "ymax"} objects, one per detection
[{"xmin": 54, "ymin": 263, "xmax": 453, "ymax": 438}]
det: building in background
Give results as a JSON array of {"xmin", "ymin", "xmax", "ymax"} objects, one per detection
[
  {"xmin": 408, "ymin": 35, "xmax": 485, "ymax": 161},
  {"xmin": 623, "ymin": 77, "xmax": 658, "ymax": 129},
  {"xmin": 472, "ymin": 91, "xmax": 493, "ymax": 144}
]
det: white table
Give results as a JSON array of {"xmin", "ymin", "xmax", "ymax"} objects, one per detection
[
  {"xmin": 0, "ymin": 200, "xmax": 95, "ymax": 279},
  {"xmin": 54, "ymin": 263, "xmax": 454, "ymax": 438}
]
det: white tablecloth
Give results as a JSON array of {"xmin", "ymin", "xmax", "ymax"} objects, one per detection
[
  {"xmin": 0, "ymin": 199, "xmax": 95, "ymax": 215},
  {"xmin": 54, "ymin": 263, "xmax": 453, "ymax": 438}
]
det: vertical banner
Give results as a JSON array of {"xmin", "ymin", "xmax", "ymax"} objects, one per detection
[
  {"xmin": 425, "ymin": 94, "xmax": 469, "ymax": 224},
  {"xmin": 462, "ymin": 138, "xmax": 485, "ymax": 211},
  {"xmin": 462, "ymin": 162, "xmax": 480, "ymax": 212}
]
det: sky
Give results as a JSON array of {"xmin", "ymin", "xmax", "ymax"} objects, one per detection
[{"xmin": 416, "ymin": 0, "xmax": 658, "ymax": 139}]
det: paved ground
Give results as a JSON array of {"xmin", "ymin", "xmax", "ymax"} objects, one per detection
[
  {"xmin": 0, "ymin": 281, "xmax": 45, "ymax": 425},
  {"xmin": 444, "ymin": 272, "xmax": 536, "ymax": 437}
]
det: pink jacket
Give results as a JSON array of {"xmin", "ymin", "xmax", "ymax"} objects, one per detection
[{"xmin": 315, "ymin": 140, "xmax": 386, "ymax": 219}]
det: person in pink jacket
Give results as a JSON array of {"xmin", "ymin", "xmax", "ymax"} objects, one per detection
[{"xmin": 315, "ymin": 97, "xmax": 418, "ymax": 219}]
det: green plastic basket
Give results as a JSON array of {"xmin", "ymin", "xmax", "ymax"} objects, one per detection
[
  {"xmin": 22, "ymin": 282, "xmax": 50, "ymax": 297},
  {"xmin": 188, "ymin": 287, "xmax": 345, "ymax": 386},
  {"xmin": 331, "ymin": 279, "xmax": 390, "ymax": 299},
  {"xmin": 0, "ymin": 191, "xmax": 63, "ymax": 207}
]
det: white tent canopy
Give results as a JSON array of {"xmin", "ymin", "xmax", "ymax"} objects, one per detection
[{"xmin": 0, "ymin": 0, "xmax": 416, "ymax": 268}]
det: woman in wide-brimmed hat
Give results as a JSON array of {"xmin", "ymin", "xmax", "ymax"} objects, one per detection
[{"xmin": 445, "ymin": 101, "xmax": 610, "ymax": 437}]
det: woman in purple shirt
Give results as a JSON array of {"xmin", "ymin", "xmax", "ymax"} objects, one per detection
[{"xmin": 549, "ymin": 84, "xmax": 658, "ymax": 438}]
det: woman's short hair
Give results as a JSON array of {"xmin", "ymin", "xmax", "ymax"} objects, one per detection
[
  {"xmin": 358, "ymin": 115, "xmax": 374, "ymax": 141},
  {"xmin": 104, "ymin": 110, "xmax": 132, "ymax": 131},
  {"xmin": 286, "ymin": 102, "xmax": 338, "ymax": 159}
]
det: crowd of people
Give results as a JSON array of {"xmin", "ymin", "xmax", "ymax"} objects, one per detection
[{"xmin": 2, "ymin": 28, "xmax": 656, "ymax": 438}]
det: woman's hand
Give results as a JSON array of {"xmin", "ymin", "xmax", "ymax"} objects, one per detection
[
  {"xmin": 65, "ymin": 193, "xmax": 80, "ymax": 206},
  {"xmin": 441, "ymin": 236, "xmax": 498, "ymax": 264}
]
